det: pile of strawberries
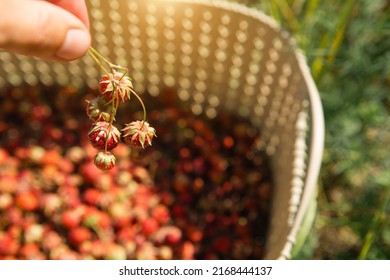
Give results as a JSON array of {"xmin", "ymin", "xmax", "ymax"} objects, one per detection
[
  {"xmin": 86, "ymin": 47, "xmax": 156, "ymax": 171},
  {"xmin": 0, "ymin": 68, "xmax": 272, "ymax": 259}
]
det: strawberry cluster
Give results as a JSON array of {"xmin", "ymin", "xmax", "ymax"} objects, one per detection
[{"xmin": 86, "ymin": 48, "xmax": 156, "ymax": 171}]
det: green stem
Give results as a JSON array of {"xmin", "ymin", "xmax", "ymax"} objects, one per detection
[
  {"xmin": 358, "ymin": 188, "xmax": 390, "ymax": 259},
  {"xmin": 89, "ymin": 46, "xmax": 128, "ymax": 74},
  {"xmin": 130, "ymin": 88, "xmax": 147, "ymax": 129},
  {"xmin": 88, "ymin": 49, "xmax": 111, "ymax": 77},
  {"xmin": 104, "ymin": 89, "xmax": 120, "ymax": 152},
  {"xmin": 89, "ymin": 47, "xmax": 113, "ymax": 68}
]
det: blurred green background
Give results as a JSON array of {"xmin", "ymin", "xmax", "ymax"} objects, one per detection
[{"xmin": 233, "ymin": 0, "xmax": 390, "ymax": 259}]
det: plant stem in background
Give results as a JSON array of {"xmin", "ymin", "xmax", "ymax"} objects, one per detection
[
  {"xmin": 358, "ymin": 188, "xmax": 390, "ymax": 260},
  {"xmin": 311, "ymin": 0, "xmax": 358, "ymax": 82}
]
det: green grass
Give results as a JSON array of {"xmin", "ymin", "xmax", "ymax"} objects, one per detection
[{"xmin": 234, "ymin": 0, "xmax": 390, "ymax": 259}]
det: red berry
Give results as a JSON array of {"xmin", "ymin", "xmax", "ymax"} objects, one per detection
[
  {"xmin": 181, "ymin": 241, "xmax": 195, "ymax": 260},
  {"xmin": 152, "ymin": 205, "xmax": 170, "ymax": 224},
  {"xmin": 93, "ymin": 151, "xmax": 116, "ymax": 171},
  {"xmin": 141, "ymin": 217, "xmax": 159, "ymax": 236},
  {"xmin": 165, "ymin": 226, "xmax": 182, "ymax": 244},
  {"xmin": 99, "ymin": 72, "xmax": 133, "ymax": 102},
  {"xmin": 61, "ymin": 210, "xmax": 81, "ymax": 229},
  {"xmin": 122, "ymin": 121, "xmax": 156, "ymax": 148},
  {"xmin": 0, "ymin": 233, "xmax": 19, "ymax": 255},
  {"xmin": 88, "ymin": 121, "xmax": 120, "ymax": 151},
  {"xmin": 83, "ymin": 188, "xmax": 101, "ymax": 205},
  {"xmin": 15, "ymin": 192, "xmax": 38, "ymax": 211},
  {"xmin": 42, "ymin": 231, "xmax": 62, "ymax": 251},
  {"xmin": 20, "ymin": 243, "xmax": 42, "ymax": 259},
  {"xmin": 68, "ymin": 227, "xmax": 92, "ymax": 246}
]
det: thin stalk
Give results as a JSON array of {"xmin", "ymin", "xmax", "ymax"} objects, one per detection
[
  {"xmin": 274, "ymin": 0, "xmax": 300, "ymax": 33},
  {"xmin": 88, "ymin": 49, "xmax": 110, "ymax": 77},
  {"xmin": 89, "ymin": 47, "xmax": 112, "ymax": 68},
  {"xmin": 303, "ymin": 0, "xmax": 319, "ymax": 24},
  {"xmin": 104, "ymin": 90, "xmax": 120, "ymax": 152},
  {"xmin": 130, "ymin": 88, "xmax": 147, "ymax": 129},
  {"xmin": 358, "ymin": 188, "xmax": 390, "ymax": 259},
  {"xmin": 311, "ymin": 0, "xmax": 358, "ymax": 82},
  {"xmin": 89, "ymin": 46, "xmax": 128, "ymax": 74},
  {"xmin": 326, "ymin": 0, "xmax": 358, "ymax": 64}
]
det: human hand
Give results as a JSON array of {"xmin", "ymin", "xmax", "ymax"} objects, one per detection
[{"xmin": 0, "ymin": 0, "xmax": 91, "ymax": 61}]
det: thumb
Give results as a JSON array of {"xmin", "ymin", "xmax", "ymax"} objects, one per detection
[{"xmin": 0, "ymin": 0, "xmax": 91, "ymax": 61}]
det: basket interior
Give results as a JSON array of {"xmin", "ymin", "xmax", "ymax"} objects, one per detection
[{"xmin": 0, "ymin": 0, "xmax": 313, "ymax": 259}]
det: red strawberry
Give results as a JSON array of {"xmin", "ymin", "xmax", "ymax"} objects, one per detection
[
  {"xmin": 99, "ymin": 71, "xmax": 133, "ymax": 102},
  {"xmin": 122, "ymin": 121, "xmax": 156, "ymax": 148},
  {"xmin": 15, "ymin": 191, "xmax": 38, "ymax": 211},
  {"xmin": 88, "ymin": 121, "xmax": 120, "ymax": 151},
  {"xmin": 152, "ymin": 205, "xmax": 170, "ymax": 224},
  {"xmin": 181, "ymin": 241, "xmax": 195, "ymax": 260},
  {"xmin": 0, "ymin": 233, "xmax": 19, "ymax": 256},
  {"xmin": 141, "ymin": 217, "xmax": 159, "ymax": 236},
  {"xmin": 20, "ymin": 243, "xmax": 42, "ymax": 259},
  {"xmin": 93, "ymin": 151, "xmax": 116, "ymax": 171},
  {"xmin": 83, "ymin": 188, "xmax": 101, "ymax": 205},
  {"xmin": 61, "ymin": 209, "xmax": 82, "ymax": 229},
  {"xmin": 85, "ymin": 98, "xmax": 111, "ymax": 122},
  {"xmin": 68, "ymin": 227, "xmax": 92, "ymax": 246},
  {"xmin": 0, "ymin": 193, "xmax": 12, "ymax": 210},
  {"xmin": 165, "ymin": 226, "xmax": 182, "ymax": 244}
]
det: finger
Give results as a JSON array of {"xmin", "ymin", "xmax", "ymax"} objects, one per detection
[
  {"xmin": 46, "ymin": 0, "xmax": 90, "ymax": 29},
  {"xmin": 0, "ymin": 0, "xmax": 91, "ymax": 61}
]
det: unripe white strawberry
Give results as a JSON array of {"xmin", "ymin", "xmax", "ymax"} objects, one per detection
[
  {"xmin": 93, "ymin": 151, "xmax": 116, "ymax": 171},
  {"xmin": 122, "ymin": 121, "xmax": 156, "ymax": 149},
  {"xmin": 88, "ymin": 122, "xmax": 121, "ymax": 151},
  {"xmin": 86, "ymin": 98, "xmax": 111, "ymax": 122}
]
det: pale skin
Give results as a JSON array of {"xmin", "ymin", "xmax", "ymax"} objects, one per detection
[{"xmin": 0, "ymin": 0, "xmax": 91, "ymax": 61}]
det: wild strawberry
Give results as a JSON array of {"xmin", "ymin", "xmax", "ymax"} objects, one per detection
[
  {"xmin": 181, "ymin": 241, "xmax": 195, "ymax": 260},
  {"xmin": 165, "ymin": 226, "xmax": 182, "ymax": 244},
  {"xmin": 158, "ymin": 246, "xmax": 173, "ymax": 260},
  {"xmin": 93, "ymin": 151, "xmax": 116, "ymax": 171},
  {"xmin": 88, "ymin": 121, "xmax": 120, "ymax": 151},
  {"xmin": 20, "ymin": 243, "xmax": 43, "ymax": 260},
  {"xmin": 99, "ymin": 71, "xmax": 133, "ymax": 102},
  {"xmin": 61, "ymin": 209, "xmax": 82, "ymax": 229},
  {"xmin": 15, "ymin": 191, "xmax": 39, "ymax": 211},
  {"xmin": 68, "ymin": 227, "xmax": 92, "ymax": 246},
  {"xmin": 152, "ymin": 205, "xmax": 170, "ymax": 224},
  {"xmin": 0, "ymin": 233, "xmax": 19, "ymax": 255},
  {"xmin": 85, "ymin": 98, "xmax": 111, "ymax": 122},
  {"xmin": 24, "ymin": 224, "xmax": 44, "ymax": 243},
  {"xmin": 0, "ymin": 193, "xmax": 12, "ymax": 210},
  {"xmin": 122, "ymin": 121, "xmax": 156, "ymax": 148},
  {"xmin": 83, "ymin": 188, "xmax": 101, "ymax": 205},
  {"xmin": 141, "ymin": 217, "xmax": 159, "ymax": 236},
  {"xmin": 105, "ymin": 242, "xmax": 127, "ymax": 260}
]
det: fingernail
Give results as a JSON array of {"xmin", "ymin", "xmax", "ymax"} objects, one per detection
[{"xmin": 56, "ymin": 29, "xmax": 91, "ymax": 61}]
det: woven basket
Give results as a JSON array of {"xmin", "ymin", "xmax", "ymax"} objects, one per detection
[{"xmin": 0, "ymin": 0, "xmax": 324, "ymax": 259}]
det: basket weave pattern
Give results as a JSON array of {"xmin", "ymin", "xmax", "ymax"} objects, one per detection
[{"xmin": 0, "ymin": 0, "xmax": 324, "ymax": 259}]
